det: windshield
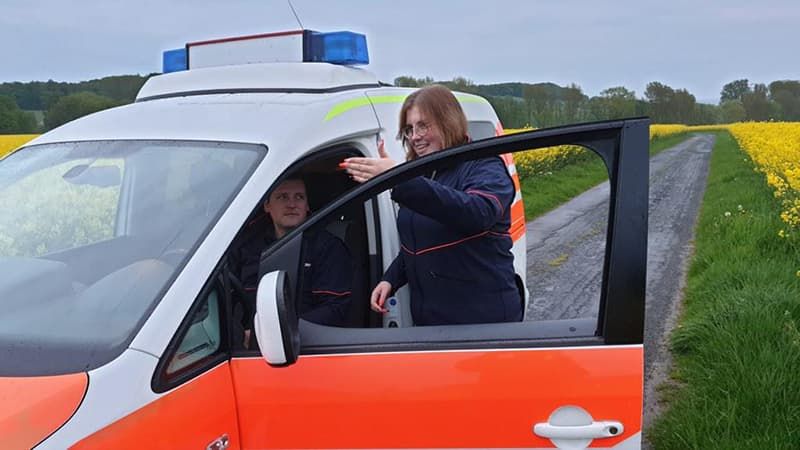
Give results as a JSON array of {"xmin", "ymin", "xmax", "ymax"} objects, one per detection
[{"xmin": 0, "ymin": 140, "xmax": 265, "ymax": 375}]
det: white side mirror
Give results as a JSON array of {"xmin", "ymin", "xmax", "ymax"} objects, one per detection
[{"xmin": 254, "ymin": 270, "xmax": 299, "ymax": 366}]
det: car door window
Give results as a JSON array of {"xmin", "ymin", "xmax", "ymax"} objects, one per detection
[
  {"xmin": 256, "ymin": 119, "xmax": 648, "ymax": 350},
  {"xmin": 224, "ymin": 145, "xmax": 376, "ymax": 352},
  {"xmin": 154, "ymin": 275, "xmax": 229, "ymax": 392},
  {"xmin": 167, "ymin": 287, "xmax": 223, "ymax": 374}
]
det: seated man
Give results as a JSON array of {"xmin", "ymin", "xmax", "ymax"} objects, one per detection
[{"xmin": 237, "ymin": 176, "xmax": 354, "ymax": 328}]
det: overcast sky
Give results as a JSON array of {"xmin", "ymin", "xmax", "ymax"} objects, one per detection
[{"xmin": 2, "ymin": 0, "xmax": 798, "ymax": 104}]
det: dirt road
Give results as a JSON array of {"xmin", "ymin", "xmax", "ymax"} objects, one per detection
[{"xmin": 524, "ymin": 134, "xmax": 715, "ymax": 430}]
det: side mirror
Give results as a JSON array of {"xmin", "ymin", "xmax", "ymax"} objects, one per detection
[{"xmin": 254, "ymin": 270, "xmax": 300, "ymax": 366}]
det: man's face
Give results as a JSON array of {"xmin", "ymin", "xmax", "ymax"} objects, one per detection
[{"xmin": 264, "ymin": 179, "xmax": 309, "ymax": 236}]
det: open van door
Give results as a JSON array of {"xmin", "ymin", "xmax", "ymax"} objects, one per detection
[{"xmin": 232, "ymin": 119, "xmax": 648, "ymax": 449}]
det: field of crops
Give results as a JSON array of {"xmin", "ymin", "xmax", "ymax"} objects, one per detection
[
  {"xmin": 688, "ymin": 123, "xmax": 800, "ymax": 252},
  {"xmin": 727, "ymin": 123, "xmax": 800, "ymax": 240},
  {"xmin": 505, "ymin": 124, "xmax": 689, "ymax": 178},
  {"xmin": 0, "ymin": 134, "xmax": 38, "ymax": 158}
]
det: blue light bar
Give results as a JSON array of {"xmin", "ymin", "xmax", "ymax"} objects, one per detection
[
  {"xmin": 306, "ymin": 31, "xmax": 369, "ymax": 65},
  {"xmin": 162, "ymin": 48, "xmax": 187, "ymax": 73}
]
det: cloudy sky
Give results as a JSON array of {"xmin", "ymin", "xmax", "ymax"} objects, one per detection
[{"xmin": 2, "ymin": 0, "xmax": 798, "ymax": 104}]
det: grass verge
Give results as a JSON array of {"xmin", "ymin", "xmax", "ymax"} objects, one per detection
[
  {"xmin": 520, "ymin": 132, "xmax": 694, "ymax": 221},
  {"xmin": 648, "ymin": 131, "xmax": 800, "ymax": 449}
]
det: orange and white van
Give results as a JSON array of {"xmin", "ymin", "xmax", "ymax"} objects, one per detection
[{"xmin": 0, "ymin": 30, "xmax": 648, "ymax": 449}]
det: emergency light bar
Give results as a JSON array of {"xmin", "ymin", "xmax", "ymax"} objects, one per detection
[{"xmin": 162, "ymin": 30, "xmax": 369, "ymax": 73}]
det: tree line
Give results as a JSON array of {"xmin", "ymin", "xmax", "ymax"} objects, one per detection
[
  {"xmin": 1, "ymin": 73, "xmax": 799, "ymax": 134},
  {"xmin": 0, "ymin": 75, "xmax": 150, "ymax": 133},
  {"xmin": 397, "ymin": 76, "xmax": 800, "ymax": 129}
]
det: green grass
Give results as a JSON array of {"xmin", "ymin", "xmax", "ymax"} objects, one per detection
[
  {"xmin": 520, "ymin": 132, "xmax": 694, "ymax": 221},
  {"xmin": 648, "ymin": 131, "xmax": 800, "ymax": 449}
]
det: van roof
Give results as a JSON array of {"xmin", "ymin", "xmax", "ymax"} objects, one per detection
[{"xmin": 136, "ymin": 62, "xmax": 384, "ymax": 102}]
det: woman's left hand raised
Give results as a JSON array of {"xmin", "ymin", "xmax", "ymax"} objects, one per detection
[{"xmin": 341, "ymin": 139, "xmax": 397, "ymax": 183}]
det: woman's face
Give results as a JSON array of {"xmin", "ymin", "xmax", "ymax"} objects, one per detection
[{"xmin": 405, "ymin": 106, "xmax": 445, "ymax": 158}]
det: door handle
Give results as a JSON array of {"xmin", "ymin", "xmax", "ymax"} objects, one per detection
[
  {"xmin": 206, "ymin": 434, "xmax": 230, "ymax": 450},
  {"xmin": 534, "ymin": 420, "xmax": 623, "ymax": 439}
]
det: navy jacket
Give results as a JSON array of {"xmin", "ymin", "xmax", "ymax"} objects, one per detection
[
  {"xmin": 383, "ymin": 156, "xmax": 522, "ymax": 325},
  {"xmin": 238, "ymin": 227, "xmax": 353, "ymax": 327}
]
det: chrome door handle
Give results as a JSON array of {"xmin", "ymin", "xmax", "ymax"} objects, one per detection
[
  {"xmin": 207, "ymin": 434, "xmax": 230, "ymax": 450},
  {"xmin": 534, "ymin": 420, "xmax": 623, "ymax": 439}
]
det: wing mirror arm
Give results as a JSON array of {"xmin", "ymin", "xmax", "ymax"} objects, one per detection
[{"xmin": 254, "ymin": 270, "xmax": 300, "ymax": 366}]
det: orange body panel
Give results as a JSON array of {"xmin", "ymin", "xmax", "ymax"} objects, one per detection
[
  {"xmin": 510, "ymin": 199, "xmax": 526, "ymax": 242},
  {"xmin": 500, "ymin": 151, "xmax": 525, "ymax": 242},
  {"xmin": 0, "ymin": 372, "xmax": 87, "ymax": 449},
  {"xmin": 72, "ymin": 363, "xmax": 240, "ymax": 450},
  {"xmin": 231, "ymin": 346, "xmax": 642, "ymax": 449}
]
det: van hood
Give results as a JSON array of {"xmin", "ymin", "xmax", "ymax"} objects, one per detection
[{"xmin": 0, "ymin": 372, "xmax": 88, "ymax": 449}]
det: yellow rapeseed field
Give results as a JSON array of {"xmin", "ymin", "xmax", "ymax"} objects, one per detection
[
  {"xmin": 724, "ymin": 123, "xmax": 799, "ymax": 235},
  {"xmin": 0, "ymin": 134, "xmax": 38, "ymax": 159},
  {"xmin": 505, "ymin": 124, "xmax": 688, "ymax": 178},
  {"xmin": 688, "ymin": 123, "xmax": 800, "ymax": 238}
]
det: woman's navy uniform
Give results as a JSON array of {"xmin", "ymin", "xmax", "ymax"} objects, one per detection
[{"xmin": 383, "ymin": 156, "xmax": 522, "ymax": 325}]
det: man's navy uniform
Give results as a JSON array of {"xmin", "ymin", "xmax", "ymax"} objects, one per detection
[
  {"xmin": 383, "ymin": 156, "xmax": 521, "ymax": 325},
  {"xmin": 236, "ymin": 223, "xmax": 353, "ymax": 327}
]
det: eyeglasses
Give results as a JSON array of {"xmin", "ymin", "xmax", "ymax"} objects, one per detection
[{"xmin": 401, "ymin": 122, "xmax": 431, "ymax": 139}]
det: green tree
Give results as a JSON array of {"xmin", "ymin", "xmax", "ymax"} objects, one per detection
[
  {"xmin": 691, "ymin": 103, "xmax": 720, "ymax": 125},
  {"xmin": 523, "ymin": 84, "xmax": 564, "ymax": 127},
  {"xmin": 0, "ymin": 95, "xmax": 38, "ymax": 133},
  {"xmin": 672, "ymin": 89, "xmax": 697, "ymax": 123},
  {"xmin": 741, "ymin": 83, "xmax": 772, "ymax": 121},
  {"xmin": 393, "ymin": 75, "xmax": 434, "ymax": 88},
  {"xmin": 768, "ymin": 80, "xmax": 800, "ymax": 121},
  {"xmin": 599, "ymin": 86, "xmax": 636, "ymax": 119},
  {"xmin": 644, "ymin": 81, "xmax": 675, "ymax": 123},
  {"xmin": 720, "ymin": 79, "xmax": 750, "ymax": 103},
  {"xmin": 0, "ymin": 75, "xmax": 149, "ymax": 110},
  {"xmin": 446, "ymin": 76, "xmax": 478, "ymax": 94},
  {"xmin": 488, "ymin": 96, "xmax": 528, "ymax": 128},
  {"xmin": 719, "ymin": 100, "xmax": 745, "ymax": 123},
  {"xmin": 44, "ymin": 92, "xmax": 120, "ymax": 130},
  {"xmin": 562, "ymin": 83, "xmax": 586, "ymax": 124}
]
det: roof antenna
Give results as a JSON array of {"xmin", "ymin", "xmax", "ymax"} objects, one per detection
[{"xmin": 287, "ymin": 0, "xmax": 305, "ymax": 30}]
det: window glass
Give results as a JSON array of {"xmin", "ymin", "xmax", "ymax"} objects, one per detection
[
  {"xmin": 0, "ymin": 158, "xmax": 122, "ymax": 257},
  {"xmin": 167, "ymin": 288, "xmax": 223, "ymax": 374},
  {"xmin": 0, "ymin": 140, "xmax": 264, "ymax": 375},
  {"xmin": 468, "ymin": 121, "xmax": 497, "ymax": 141},
  {"xmin": 299, "ymin": 142, "xmax": 610, "ymax": 333},
  {"xmin": 518, "ymin": 144, "xmax": 609, "ymax": 322},
  {"xmin": 226, "ymin": 148, "xmax": 368, "ymax": 348}
]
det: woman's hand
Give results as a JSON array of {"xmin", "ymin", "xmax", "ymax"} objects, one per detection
[
  {"xmin": 370, "ymin": 281, "xmax": 393, "ymax": 313},
  {"xmin": 342, "ymin": 139, "xmax": 397, "ymax": 183}
]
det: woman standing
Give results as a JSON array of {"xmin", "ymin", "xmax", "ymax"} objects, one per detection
[{"xmin": 343, "ymin": 84, "xmax": 521, "ymax": 325}]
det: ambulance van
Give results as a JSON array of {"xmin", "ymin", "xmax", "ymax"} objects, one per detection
[{"xmin": 0, "ymin": 30, "xmax": 648, "ymax": 449}]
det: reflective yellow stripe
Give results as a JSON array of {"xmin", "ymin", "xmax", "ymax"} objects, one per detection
[{"xmin": 324, "ymin": 93, "xmax": 489, "ymax": 122}]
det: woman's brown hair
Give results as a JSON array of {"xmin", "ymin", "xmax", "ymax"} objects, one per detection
[{"xmin": 397, "ymin": 84, "xmax": 469, "ymax": 161}]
